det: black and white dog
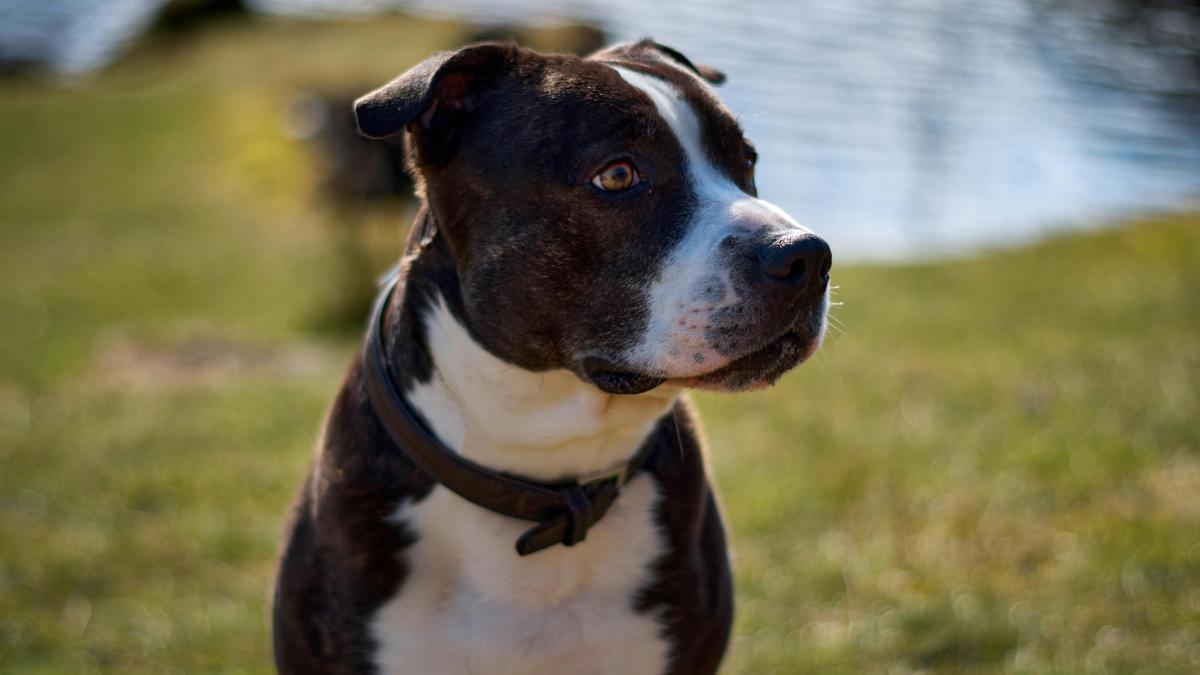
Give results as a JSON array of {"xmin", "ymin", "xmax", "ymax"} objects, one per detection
[{"xmin": 273, "ymin": 40, "xmax": 831, "ymax": 675}]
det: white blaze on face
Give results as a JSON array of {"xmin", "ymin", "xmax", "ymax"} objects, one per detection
[{"xmin": 608, "ymin": 65, "xmax": 814, "ymax": 378}]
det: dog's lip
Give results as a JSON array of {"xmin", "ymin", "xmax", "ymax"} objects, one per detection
[
  {"xmin": 679, "ymin": 294, "xmax": 830, "ymax": 390},
  {"xmin": 670, "ymin": 326, "xmax": 810, "ymax": 390},
  {"xmin": 581, "ymin": 322, "xmax": 817, "ymax": 395},
  {"xmin": 582, "ymin": 357, "xmax": 667, "ymax": 395}
]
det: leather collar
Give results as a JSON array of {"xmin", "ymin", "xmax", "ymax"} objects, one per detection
[{"xmin": 362, "ymin": 274, "xmax": 655, "ymax": 556}]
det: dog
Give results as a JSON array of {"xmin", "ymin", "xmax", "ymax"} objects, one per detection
[{"xmin": 273, "ymin": 39, "xmax": 831, "ymax": 675}]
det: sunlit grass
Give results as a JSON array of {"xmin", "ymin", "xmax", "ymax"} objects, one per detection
[
  {"xmin": 1, "ymin": 14, "xmax": 1198, "ymax": 674},
  {"xmin": 702, "ymin": 212, "xmax": 1200, "ymax": 674}
]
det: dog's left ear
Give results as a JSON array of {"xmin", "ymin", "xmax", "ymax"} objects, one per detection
[
  {"xmin": 593, "ymin": 39, "xmax": 726, "ymax": 85},
  {"xmin": 353, "ymin": 42, "xmax": 518, "ymax": 142},
  {"xmin": 646, "ymin": 41, "xmax": 726, "ymax": 85}
]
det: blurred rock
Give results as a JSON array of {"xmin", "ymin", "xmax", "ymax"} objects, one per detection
[{"xmin": 286, "ymin": 91, "xmax": 413, "ymax": 206}]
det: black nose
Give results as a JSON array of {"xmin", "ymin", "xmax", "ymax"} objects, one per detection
[{"xmin": 756, "ymin": 234, "xmax": 832, "ymax": 292}]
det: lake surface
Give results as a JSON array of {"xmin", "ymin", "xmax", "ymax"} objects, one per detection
[{"xmin": 6, "ymin": 0, "xmax": 1199, "ymax": 260}]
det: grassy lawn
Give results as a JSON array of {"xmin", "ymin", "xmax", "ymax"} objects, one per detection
[{"xmin": 2, "ymin": 14, "xmax": 1198, "ymax": 674}]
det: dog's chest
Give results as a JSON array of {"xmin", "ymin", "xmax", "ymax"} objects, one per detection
[{"xmin": 369, "ymin": 476, "xmax": 670, "ymax": 675}]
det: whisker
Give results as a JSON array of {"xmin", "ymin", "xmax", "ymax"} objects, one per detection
[
  {"xmin": 824, "ymin": 312, "xmax": 848, "ymax": 338},
  {"xmin": 671, "ymin": 405, "xmax": 686, "ymax": 462}
]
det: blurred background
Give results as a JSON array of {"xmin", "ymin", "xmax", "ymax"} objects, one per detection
[{"xmin": 0, "ymin": 0, "xmax": 1197, "ymax": 673}]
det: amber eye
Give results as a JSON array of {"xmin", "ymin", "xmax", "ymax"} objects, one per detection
[{"xmin": 592, "ymin": 161, "xmax": 640, "ymax": 192}]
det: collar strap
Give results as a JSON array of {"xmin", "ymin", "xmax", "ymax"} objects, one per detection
[{"xmin": 362, "ymin": 275, "xmax": 654, "ymax": 556}]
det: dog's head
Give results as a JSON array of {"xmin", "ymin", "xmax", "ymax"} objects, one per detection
[{"xmin": 355, "ymin": 40, "xmax": 831, "ymax": 394}]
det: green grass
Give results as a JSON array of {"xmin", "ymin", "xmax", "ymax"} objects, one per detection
[
  {"xmin": 707, "ymin": 215, "xmax": 1200, "ymax": 674},
  {"xmin": 2, "ymin": 14, "xmax": 1198, "ymax": 674}
]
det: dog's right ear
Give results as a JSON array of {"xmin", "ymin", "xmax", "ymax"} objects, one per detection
[{"xmin": 353, "ymin": 43, "xmax": 517, "ymax": 149}]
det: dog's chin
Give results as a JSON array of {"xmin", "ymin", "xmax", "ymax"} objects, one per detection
[
  {"xmin": 581, "ymin": 322, "xmax": 823, "ymax": 396},
  {"xmin": 673, "ymin": 328, "xmax": 820, "ymax": 393}
]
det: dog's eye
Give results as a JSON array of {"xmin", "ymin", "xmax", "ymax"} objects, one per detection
[
  {"xmin": 743, "ymin": 142, "xmax": 758, "ymax": 171},
  {"xmin": 742, "ymin": 141, "xmax": 758, "ymax": 193},
  {"xmin": 592, "ymin": 161, "xmax": 640, "ymax": 192}
]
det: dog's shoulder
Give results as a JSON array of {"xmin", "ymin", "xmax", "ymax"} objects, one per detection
[
  {"xmin": 273, "ymin": 361, "xmax": 435, "ymax": 674},
  {"xmin": 638, "ymin": 398, "xmax": 735, "ymax": 674}
]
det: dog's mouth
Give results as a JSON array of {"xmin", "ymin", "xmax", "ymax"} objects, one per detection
[
  {"xmin": 583, "ymin": 314, "xmax": 824, "ymax": 395},
  {"xmin": 675, "ymin": 325, "xmax": 818, "ymax": 392},
  {"xmin": 582, "ymin": 359, "xmax": 667, "ymax": 395}
]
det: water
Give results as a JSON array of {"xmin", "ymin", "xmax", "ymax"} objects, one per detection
[
  {"xmin": 0, "ymin": 0, "xmax": 161, "ymax": 74},
  {"xmin": 5, "ymin": 0, "xmax": 1199, "ymax": 260}
]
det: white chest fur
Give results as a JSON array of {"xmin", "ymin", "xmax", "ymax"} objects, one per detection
[
  {"xmin": 371, "ymin": 481, "xmax": 669, "ymax": 675},
  {"xmin": 369, "ymin": 295, "xmax": 680, "ymax": 675}
]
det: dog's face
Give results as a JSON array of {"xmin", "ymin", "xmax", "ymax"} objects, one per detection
[{"xmin": 356, "ymin": 41, "xmax": 830, "ymax": 394}]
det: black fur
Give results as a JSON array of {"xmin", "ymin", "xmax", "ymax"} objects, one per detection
[{"xmin": 274, "ymin": 41, "xmax": 765, "ymax": 674}]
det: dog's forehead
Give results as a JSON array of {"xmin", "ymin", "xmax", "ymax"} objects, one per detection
[
  {"xmin": 528, "ymin": 55, "xmax": 653, "ymax": 112},
  {"xmin": 521, "ymin": 50, "xmax": 743, "ymax": 144},
  {"xmin": 585, "ymin": 54, "xmax": 746, "ymax": 166}
]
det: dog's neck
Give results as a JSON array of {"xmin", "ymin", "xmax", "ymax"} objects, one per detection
[
  {"xmin": 387, "ymin": 220, "xmax": 681, "ymax": 482},
  {"xmin": 401, "ymin": 293, "xmax": 679, "ymax": 481}
]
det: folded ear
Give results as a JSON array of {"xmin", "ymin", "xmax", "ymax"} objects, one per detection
[
  {"xmin": 592, "ymin": 39, "xmax": 726, "ymax": 86},
  {"xmin": 353, "ymin": 43, "xmax": 518, "ymax": 143},
  {"xmin": 646, "ymin": 41, "xmax": 726, "ymax": 85}
]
